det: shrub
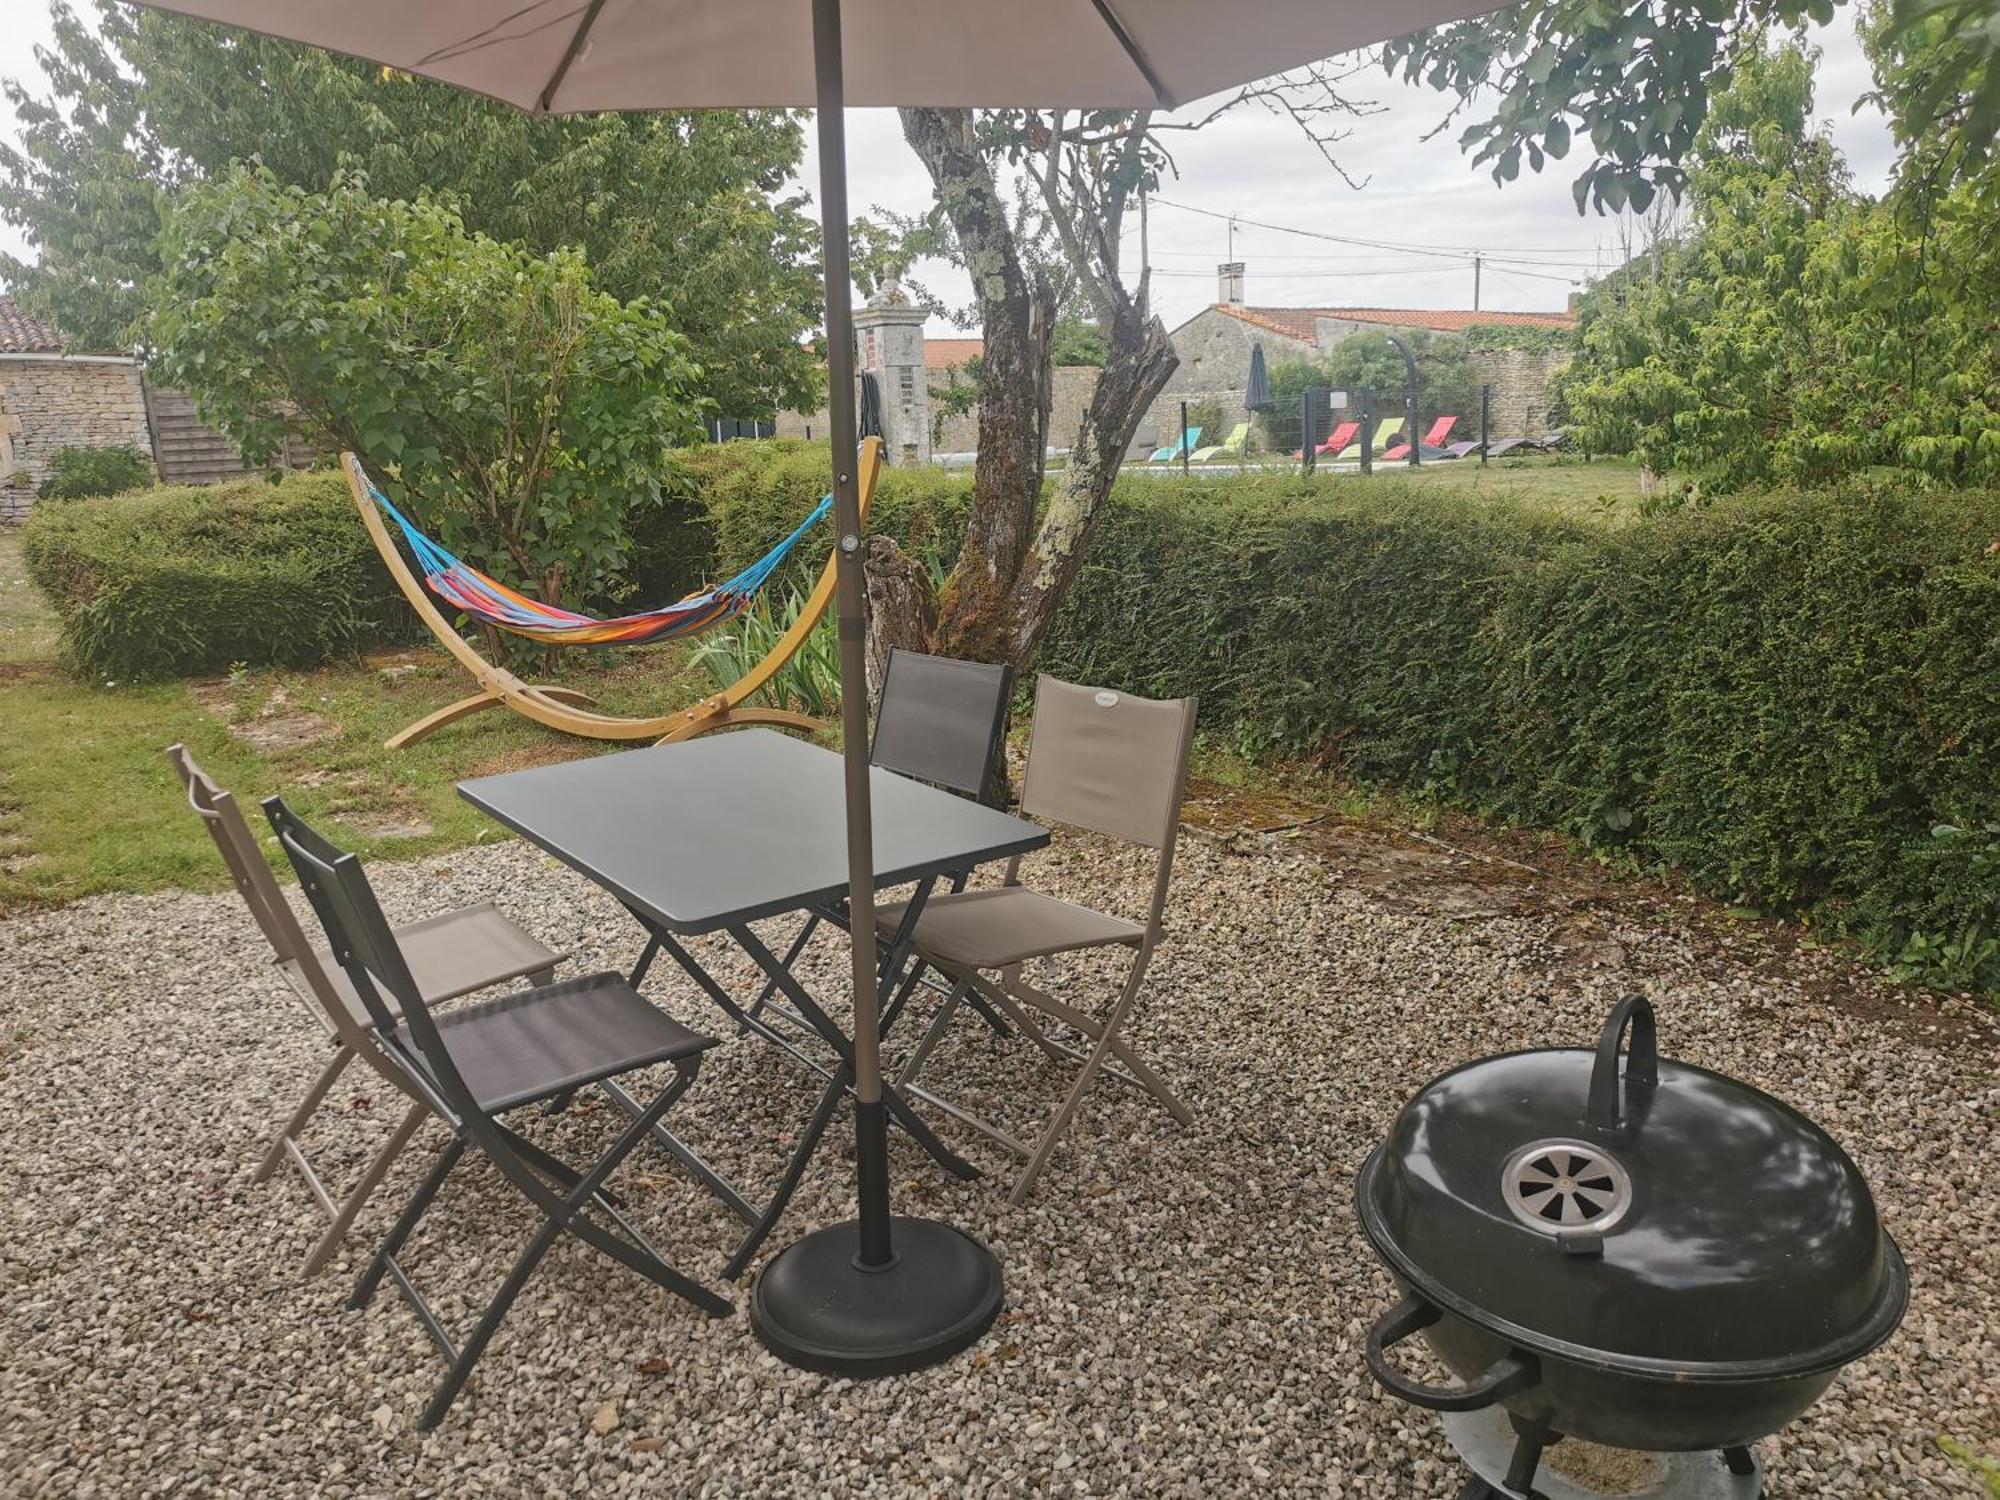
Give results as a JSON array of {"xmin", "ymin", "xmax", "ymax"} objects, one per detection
[
  {"xmin": 646, "ymin": 442, "xmax": 2000, "ymax": 990},
  {"xmin": 150, "ymin": 165, "xmax": 707, "ymax": 622},
  {"xmin": 21, "ymin": 471, "xmax": 412, "ymax": 680},
  {"xmin": 36, "ymin": 445, "xmax": 154, "ymax": 501},
  {"xmin": 635, "ymin": 439, "xmax": 973, "ymax": 597}
]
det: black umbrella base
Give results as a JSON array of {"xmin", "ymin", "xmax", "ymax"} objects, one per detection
[
  {"xmin": 751, "ymin": 1216, "xmax": 1003, "ymax": 1376},
  {"xmin": 1441, "ymin": 1408, "xmax": 1762, "ymax": 1499}
]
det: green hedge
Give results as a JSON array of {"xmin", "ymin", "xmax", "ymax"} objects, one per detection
[
  {"xmin": 1037, "ymin": 475, "xmax": 2000, "ymax": 989},
  {"xmin": 21, "ymin": 471, "xmax": 414, "ymax": 680},
  {"xmin": 638, "ymin": 439, "xmax": 972, "ymax": 596}
]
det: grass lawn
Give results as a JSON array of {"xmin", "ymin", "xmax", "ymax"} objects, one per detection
[
  {"xmin": 0, "ymin": 526, "xmax": 726, "ymax": 913},
  {"xmin": 1123, "ymin": 452, "xmax": 1653, "ymax": 522}
]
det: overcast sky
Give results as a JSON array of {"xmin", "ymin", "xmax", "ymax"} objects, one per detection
[{"xmin": 2, "ymin": 4, "xmax": 1895, "ymax": 334}]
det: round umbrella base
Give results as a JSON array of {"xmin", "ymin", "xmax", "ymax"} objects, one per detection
[{"xmin": 751, "ymin": 1216, "xmax": 1003, "ymax": 1376}]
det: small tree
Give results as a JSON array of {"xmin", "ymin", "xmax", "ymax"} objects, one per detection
[{"xmin": 149, "ymin": 166, "xmax": 707, "ymax": 615}]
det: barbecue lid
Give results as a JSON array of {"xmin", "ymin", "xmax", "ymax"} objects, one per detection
[{"xmin": 1355, "ymin": 996, "xmax": 1907, "ymax": 1376}]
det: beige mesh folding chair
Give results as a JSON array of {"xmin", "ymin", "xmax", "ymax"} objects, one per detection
[
  {"xmin": 167, "ymin": 745, "xmax": 563, "ymax": 1273},
  {"xmin": 882, "ymin": 676, "xmax": 1198, "ymax": 1203}
]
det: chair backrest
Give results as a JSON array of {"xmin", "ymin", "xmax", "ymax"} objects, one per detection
[
  {"xmin": 265, "ymin": 796, "xmax": 480, "ymax": 1120},
  {"xmin": 166, "ymin": 744, "xmax": 374, "ymax": 1046},
  {"xmin": 1019, "ymin": 677, "xmax": 1197, "ymax": 931},
  {"xmin": 870, "ymin": 649, "xmax": 1013, "ymax": 806},
  {"xmin": 168, "ymin": 744, "xmax": 309, "ymax": 965},
  {"xmin": 1020, "ymin": 676, "xmax": 1196, "ymax": 852}
]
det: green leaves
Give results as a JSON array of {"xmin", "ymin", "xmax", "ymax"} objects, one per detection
[
  {"xmin": 2, "ymin": 7, "xmax": 822, "ymax": 415},
  {"xmin": 1556, "ymin": 40, "xmax": 2000, "ymax": 491},
  {"xmin": 149, "ymin": 166, "xmax": 708, "ymax": 627}
]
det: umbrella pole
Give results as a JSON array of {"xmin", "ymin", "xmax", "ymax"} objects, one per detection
[{"xmin": 749, "ymin": 0, "xmax": 1003, "ymax": 1377}]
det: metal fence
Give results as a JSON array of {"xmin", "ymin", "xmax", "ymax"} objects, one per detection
[{"xmin": 1139, "ymin": 384, "xmax": 1500, "ymax": 474}]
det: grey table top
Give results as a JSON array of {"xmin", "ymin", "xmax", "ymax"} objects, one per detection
[{"xmin": 458, "ymin": 729, "xmax": 1048, "ymax": 935}]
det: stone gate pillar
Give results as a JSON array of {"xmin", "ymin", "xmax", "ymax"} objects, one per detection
[{"xmin": 854, "ymin": 284, "xmax": 931, "ymax": 466}]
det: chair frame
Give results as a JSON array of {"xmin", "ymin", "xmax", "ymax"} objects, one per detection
[
  {"xmin": 746, "ymin": 648, "xmax": 1016, "ymax": 1043},
  {"xmin": 268, "ymin": 799, "xmax": 731, "ymax": 1429},
  {"xmin": 892, "ymin": 682, "xmax": 1199, "ymax": 1204},
  {"xmin": 169, "ymin": 745, "xmax": 564, "ymax": 1275},
  {"xmin": 347, "ymin": 437, "xmax": 882, "ymax": 750}
]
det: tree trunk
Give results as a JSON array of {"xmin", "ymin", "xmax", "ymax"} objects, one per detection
[
  {"xmin": 1011, "ymin": 310, "xmax": 1178, "ymax": 660},
  {"xmin": 897, "ymin": 108, "xmax": 1054, "ymax": 664},
  {"xmin": 876, "ymin": 107, "xmax": 1180, "ymax": 678}
]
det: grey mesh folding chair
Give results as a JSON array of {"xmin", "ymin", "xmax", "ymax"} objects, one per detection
[
  {"xmin": 748, "ymin": 648, "xmax": 1015, "ymax": 1039},
  {"xmin": 884, "ymin": 676, "xmax": 1198, "ymax": 1204},
  {"xmin": 266, "ymin": 796, "xmax": 731, "ymax": 1429},
  {"xmin": 167, "ymin": 744, "xmax": 563, "ymax": 1275}
]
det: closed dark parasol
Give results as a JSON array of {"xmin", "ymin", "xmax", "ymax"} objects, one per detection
[{"xmin": 1245, "ymin": 342, "xmax": 1273, "ymax": 413}]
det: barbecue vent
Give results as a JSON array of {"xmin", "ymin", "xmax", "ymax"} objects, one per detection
[{"xmin": 1502, "ymin": 1140, "xmax": 1632, "ymax": 1234}]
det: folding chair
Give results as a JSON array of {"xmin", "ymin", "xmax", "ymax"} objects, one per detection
[
  {"xmin": 747, "ymin": 648, "xmax": 1015, "ymax": 1040},
  {"xmin": 266, "ymin": 797, "xmax": 731, "ymax": 1428},
  {"xmin": 167, "ymin": 744, "xmax": 563, "ymax": 1274},
  {"xmin": 884, "ymin": 676, "xmax": 1198, "ymax": 1204}
]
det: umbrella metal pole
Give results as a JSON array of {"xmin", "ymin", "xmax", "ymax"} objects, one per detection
[
  {"xmin": 749, "ymin": 0, "xmax": 1004, "ymax": 1377},
  {"xmin": 805, "ymin": 0, "xmax": 892, "ymax": 1271}
]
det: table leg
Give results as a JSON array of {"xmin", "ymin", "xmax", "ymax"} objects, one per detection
[
  {"xmin": 727, "ymin": 919, "xmax": 977, "ymax": 1182},
  {"xmin": 722, "ymin": 1068, "xmax": 847, "ymax": 1280}
]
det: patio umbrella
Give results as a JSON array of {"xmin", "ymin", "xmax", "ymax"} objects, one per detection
[
  {"xmin": 1245, "ymin": 342, "xmax": 1274, "ymax": 414},
  {"xmin": 130, "ymin": 0, "xmax": 1503, "ymax": 1378}
]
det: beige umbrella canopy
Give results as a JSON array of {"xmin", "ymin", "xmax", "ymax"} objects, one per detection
[
  {"xmin": 132, "ymin": 0, "xmax": 1501, "ymax": 1376},
  {"xmin": 129, "ymin": 0, "xmax": 1490, "ymax": 109}
]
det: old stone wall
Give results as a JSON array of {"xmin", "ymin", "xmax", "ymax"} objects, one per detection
[
  {"xmin": 1467, "ymin": 346, "xmax": 1571, "ymax": 440},
  {"xmin": 934, "ymin": 366, "xmax": 1101, "ymax": 456},
  {"xmin": 0, "ymin": 356, "xmax": 153, "ymax": 520}
]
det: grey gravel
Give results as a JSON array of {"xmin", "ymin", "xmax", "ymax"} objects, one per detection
[{"xmin": 1, "ymin": 821, "xmax": 1994, "ymax": 1497}]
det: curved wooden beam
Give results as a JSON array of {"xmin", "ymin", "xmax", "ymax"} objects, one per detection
[{"xmin": 345, "ymin": 443, "xmax": 881, "ymax": 750}]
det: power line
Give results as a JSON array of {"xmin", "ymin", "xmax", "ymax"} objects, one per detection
[{"xmin": 1147, "ymin": 195, "xmax": 1607, "ymax": 269}]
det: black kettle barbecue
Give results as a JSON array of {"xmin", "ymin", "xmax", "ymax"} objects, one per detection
[{"xmin": 1355, "ymin": 995, "xmax": 1907, "ymax": 1498}]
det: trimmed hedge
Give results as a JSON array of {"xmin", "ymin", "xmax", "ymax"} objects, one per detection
[
  {"xmin": 1038, "ymin": 475, "xmax": 2000, "ymax": 986},
  {"xmin": 638, "ymin": 439, "xmax": 973, "ymax": 596},
  {"xmin": 21, "ymin": 471, "xmax": 413, "ymax": 680}
]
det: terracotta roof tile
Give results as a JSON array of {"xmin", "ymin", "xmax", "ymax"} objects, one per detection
[
  {"xmin": 923, "ymin": 337, "xmax": 985, "ymax": 371},
  {"xmin": 1217, "ymin": 304, "xmax": 1574, "ymax": 340},
  {"xmin": 0, "ymin": 294, "xmax": 64, "ymax": 354}
]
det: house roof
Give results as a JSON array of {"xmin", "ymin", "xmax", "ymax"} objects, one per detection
[
  {"xmin": 0, "ymin": 295, "xmax": 64, "ymax": 354},
  {"xmin": 1215, "ymin": 304, "xmax": 1575, "ymax": 342},
  {"xmin": 924, "ymin": 337, "xmax": 984, "ymax": 372}
]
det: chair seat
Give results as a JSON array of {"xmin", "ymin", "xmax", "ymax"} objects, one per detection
[
  {"xmin": 397, "ymin": 972, "xmax": 717, "ymax": 1115},
  {"xmin": 879, "ymin": 886, "xmax": 1144, "ymax": 970},
  {"xmin": 308, "ymin": 901, "xmax": 562, "ymax": 1028}
]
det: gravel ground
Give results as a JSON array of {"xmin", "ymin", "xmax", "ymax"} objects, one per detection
[{"xmin": 1, "ymin": 820, "xmax": 1995, "ymax": 1497}]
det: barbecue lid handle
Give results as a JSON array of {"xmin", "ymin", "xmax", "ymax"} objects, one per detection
[
  {"xmin": 1586, "ymin": 993, "xmax": 1659, "ymax": 1131},
  {"xmin": 1365, "ymin": 1294, "xmax": 1540, "ymax": 1412}
]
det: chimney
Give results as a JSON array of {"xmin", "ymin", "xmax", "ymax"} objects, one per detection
[
  {"xmin": 1567, "ymin": 290, "xmax": 1582, "ymax": 314},
  {"xmin": 1218, "ymin": 261, "xmax": 1245, "ymax": 306}
]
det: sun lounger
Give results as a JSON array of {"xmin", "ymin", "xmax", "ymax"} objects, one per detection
[
  {"xmin": 1384, "ymin": 416, "xmax": 1457, "ymax": 461},
  {"xmin": 1336, "ymin": 415, "xmax": 1403, "ymax": 460},
  {"xmin": 1294, "ymin": 419, "xmax": 1359, "ymax": 461},
  {"xmin": 1149, "ymin": 425, "xmax": 1203, "ymax": 462},
  {"xmin": 1190, "ymin": 422, "xmax": 1250, "ymax": 462}
]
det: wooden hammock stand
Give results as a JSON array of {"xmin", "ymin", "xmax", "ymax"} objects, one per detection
[{"xmin": 345, "ymin": 438, "xmax": 882, "ymax": 751}]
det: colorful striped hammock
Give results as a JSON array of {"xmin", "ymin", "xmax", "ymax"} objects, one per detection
[{"xmin": 363, "ymin": 479, "xmax": 832, "ymax": 647}]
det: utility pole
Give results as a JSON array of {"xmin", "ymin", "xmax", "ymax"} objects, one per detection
[{"xmin": 1473, "ymin": 253, "xmax": 1482, "ymax": 312}]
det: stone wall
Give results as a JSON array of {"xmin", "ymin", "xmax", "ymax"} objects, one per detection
[
  {"xmin": 1141, "ymin": 309, "xmax": 1311, "ymax": 455},
  {"xmin": 0, "ymin": 356, "xmax": 153, "ymax": 520},
  {"xmin": 934, "ymin": 365, "xmax": 1101, "ymax": 456},
  {"xmin": 1467, "ymin": 346, "xmax": 1571, "ymax": 440}
]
